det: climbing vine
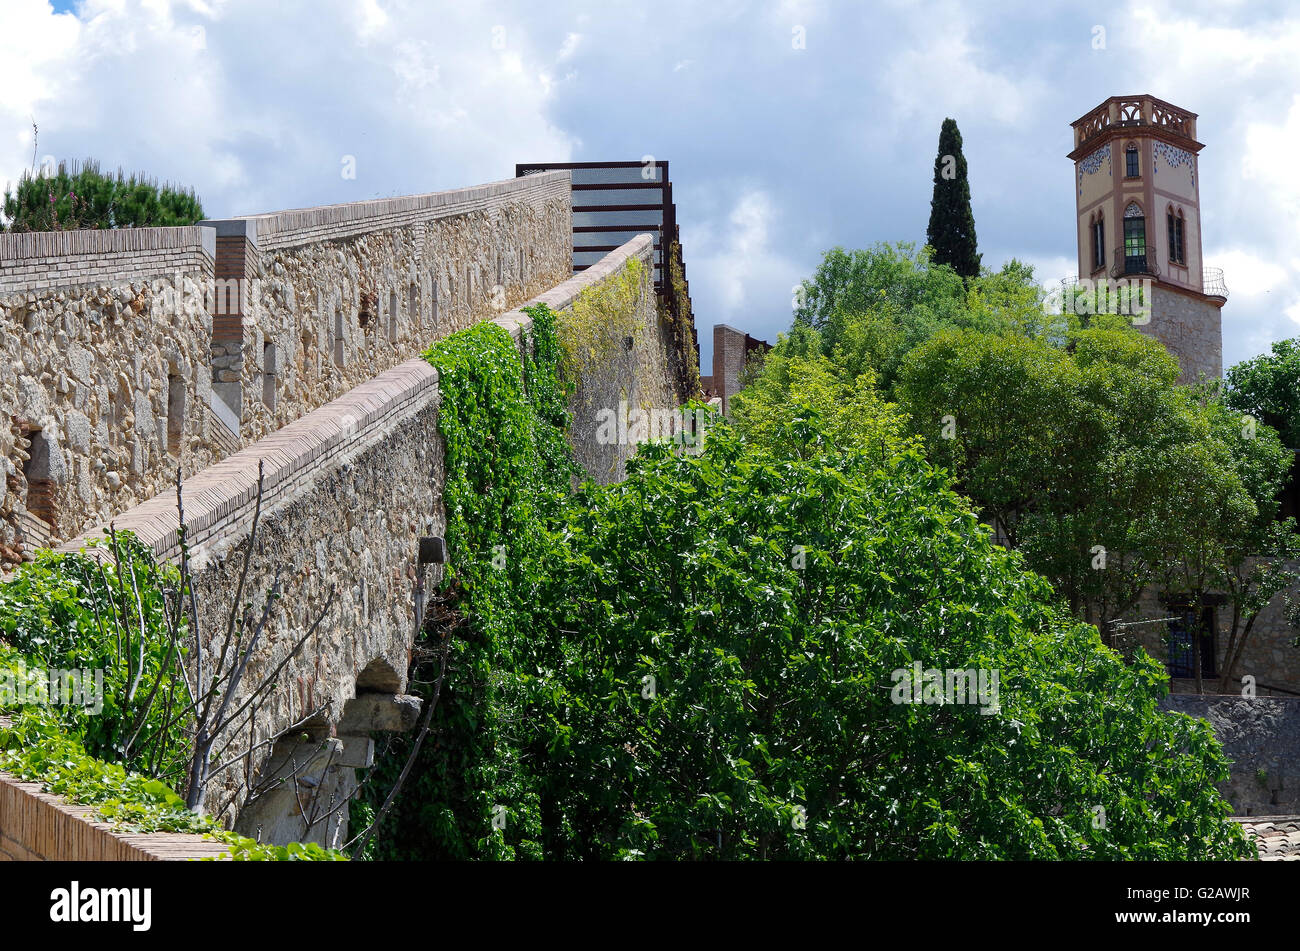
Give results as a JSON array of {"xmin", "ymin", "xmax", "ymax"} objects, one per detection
[
  {"xmin": 354, "ymin": 302, "xmax": 575, "ymax": 860},
  {"xmin": 661, "ymin": 239, "xmax": 702, "ymax": 400},
  {"xmin": 556, "ymin": 256, "xmax": 646, "ymax": 386}
]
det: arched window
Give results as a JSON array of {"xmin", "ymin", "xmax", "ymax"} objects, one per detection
[
  {"xmin": 1123, "ymin": 202, "xmax": 1146, "ymax": 274},
  {"xmin": 1125, "ymin": 143, "xmax": 1140, "ymax": 178},
  {"xmin": 1091, "ymin": 210, "xmax": 1105, "ymax": 270},
  {"xmin": 1165, "ymin": 205, "xmax": 1187, "ymax": 265}
]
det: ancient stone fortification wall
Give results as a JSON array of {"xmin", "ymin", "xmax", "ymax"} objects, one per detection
[
  {"xmin": 57, "ymin": 236, "xmax": 670, "ymax": 844},
  {"xmin": 0, "ymin": 227, "xmax": 229, "ymax": 564},
  {"xmin": 1144, "ymin": 284, "xmax": 1222, "ymax": 383},
  {"xmin": 0, "ymin": 173, "xmax": 572, "ymax": 570},
  {"xmin": 557, "ymin": 235, "xmax": 680, "ymax": 484},
  {"xmin": 209, "ymin": 171, "xmax": 572, "ymax": 446},
  {"xmin": 1160, "ymin": 695, "xmax": 1300, "ymax": 815}
]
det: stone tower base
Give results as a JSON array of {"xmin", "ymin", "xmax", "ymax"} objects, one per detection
[{"xmin": 1143, "ymin": 284, "xmax": 1223, "ymax": 383}]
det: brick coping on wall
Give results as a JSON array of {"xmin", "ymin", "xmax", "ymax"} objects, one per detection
[
  {"xmin": 0, "ymin": 224, "xmax": 217, "ymax": 296},
  {"xmin": 218, "ymin": 170, "xmax": 572, "ymax": 251},
  {"xmin": 0, "ymin": 718, "xmax": 230, "ymax": 861},
  {"xmin": 0, "ymin": 225, "xmax": 216, "ymax": 266}
]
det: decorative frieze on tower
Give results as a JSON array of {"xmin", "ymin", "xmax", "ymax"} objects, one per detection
[{"xmin": 1068, "ymin": 95, "xmax": 1226, "ymax": 382}]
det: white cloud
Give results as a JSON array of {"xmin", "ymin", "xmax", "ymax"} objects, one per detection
[
  {"xmin": 881, "ymin": 3, "xmax": 1045, "ymax": 126},
  {"xmin": 690, "ymin": 187, "xmax": 803, "ymax": 344},
  {"xmin": 1204, "ymin": 249, "xmax": 1289, "ymax": 299},
  {"xmin": 355, "ymin": 0, "xmax": 390, "ymax": 41},
  {"xmin": 0, "ymin": 0, "xmax": 575, "ymax": 217},
  {"xmin": 1015, "ymin": 253, "xmax": 1079, "ymax": 288},
  {"xmin": 557, "ymin": 31, "xmax": 581, "ymax": 61}
]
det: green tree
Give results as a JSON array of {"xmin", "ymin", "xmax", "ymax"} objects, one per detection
[
  {"xmin": 1, "ymin": 159, "xmax": 204, "ymax": 232},
  {"xmin": 925, "ymin": 118, "xmax": 981, "ymax": 279},
  {"xmin": 891, "ymin": 324, "xmax": 1300, "ymax": 689},
  {"xmin": 790, "ymin": 243, "xmax": 1054, "ymax": 391},
  {"xmin": 792, "ymin": 242, "xmax": 965, "ymax": 351},
  {"xmin": 520, "ymin": 424, "xmax": 1250, "ymax": 859},
  {"xmin": 729, "ymin": 323, "xmax": 910, "ymax": 464},
  {"xmin": 1224, "ymin": 337, "xmax": 1300, "ymax": 448},
  {"xmin": 1156, "ymin": 397, "xmax": 1299, "ymax": 693}
]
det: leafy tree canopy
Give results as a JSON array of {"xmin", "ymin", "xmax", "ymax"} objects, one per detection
[
  {"xmin": 1224, "ymin": 337, "xmax": 1300, "ymax": 449},
  {"xmin": 517, "ymin": 426, "xmax": 1250, "ymax": 859},
  {"xmin": 792, "ymin": 242, "xmax": 1056, "ymax": 390},
  {"xmin": 1, "ymin": 159, "xmax": 204, "ymax": 232}
]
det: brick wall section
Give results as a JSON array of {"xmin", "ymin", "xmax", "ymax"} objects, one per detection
[
  {"xmin": 709, "ymin": 324, "xmax": 770, "ymax": 415},
  {"xmin": 0, "ymin": 717, "xmax": 229, "ymax": 861},
  {"xmin": 0, "ymin": 772, "xmax": 230, "ymax": 861},
  {"xmin": 53, "ymin": 236, "xmax": 667, "ymax": 838},
  {"xmin": 211, "ymin": 234, "xmax": 251, "ymax": 346},
  {"xmin": 0, "ymin": 226, "xmax": 215, "ymax": 293}
]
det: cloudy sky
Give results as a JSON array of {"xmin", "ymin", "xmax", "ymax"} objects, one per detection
[{"xmin": 3, "ymin": 0, "xmax": 1298, "ymax": 370}]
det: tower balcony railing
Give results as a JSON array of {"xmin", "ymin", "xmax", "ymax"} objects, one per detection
[
  {"xmin": 1202, "ymin": 266, "xmax": 1228, "ymax": 300},
  {"xmin": 1074, "ymin": 95, "xmax": 1197, "ymax": 149},
  {"xmin": 1112, "ymin": 252, "xmax": 1159, "ymax": 280}
]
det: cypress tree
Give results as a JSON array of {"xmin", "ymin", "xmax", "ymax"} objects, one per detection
[{"xmin": 925, "ymin": 118, "xmax": 981, "ymax": 279}]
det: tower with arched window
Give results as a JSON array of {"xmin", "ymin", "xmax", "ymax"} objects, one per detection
[{"xmin": 1069, "ymin": 95, "xmax": 1225, "ymax": 381}]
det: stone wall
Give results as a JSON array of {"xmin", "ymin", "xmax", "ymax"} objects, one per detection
[
  {"xmin": 1160, "ymin": 695, "xmax": 1300, "ymax": 815},
  {"xmin": 56, "ymin": 236, "xmax": 673, "ymax": 846},
  {"xmin": 1145, "ymin": 284, "xmax": 1223, "ymax": 383},
  {"xmin": 0, "ymin": 173, "xmax": 572, "ymax": 571},
  {"xmin": 1124, "ymin": 563, "xmax": 1300, "ymax": 695},
  {"xmin": 557, "ymin": 235, "xmax": 682, "ymax": 484},
  {"xmin": 0, "ymin": 228, "xmax": 230, "ymax": 565},
  {"xmin": 208, "ymin": 172, "xmax": 572, "ymax": 446}
]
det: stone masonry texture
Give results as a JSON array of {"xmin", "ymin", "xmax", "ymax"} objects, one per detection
[
  {"xmin": 1160, "ymin": 695, "xmax": 1300, "ymax": 815},
  {"xmin": 1142, "ymin": 284, "xmax": 1223, "ymax": 383},
  {"xmin": 0, "ymin": 173, "xmax": 572, "ymax": 569},
  {"xmin": 0, "ymin": 233, "xmax": 224, "ymax": 565}
]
